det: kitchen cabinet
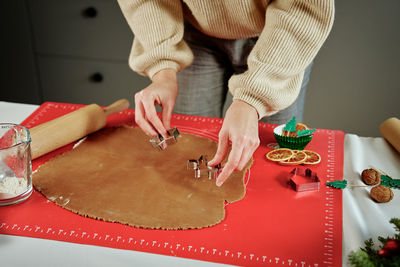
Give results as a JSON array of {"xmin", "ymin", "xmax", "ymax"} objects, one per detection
[
  {"xmin": 38, "ymin": 56, "xmax": 145, "ymax": 105},
  {"xmin": 28, "ymin": 0, "xmax": 150, "ymax": 106},
  {"xmin": 3, "ymin": 0, "xmax": 149, "ymax": 106},
  {"xmin": 29, "ymin": 0, "xmax": 133, "ymax": 61},
  {"xmin": 1, "ymin": 0, "xmax": 41, "ymax": 104}
]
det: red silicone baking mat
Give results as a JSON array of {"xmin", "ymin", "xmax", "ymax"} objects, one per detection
[{"xmin": 0, "ymin": 102, "xmax": 344, "ymax": 266}]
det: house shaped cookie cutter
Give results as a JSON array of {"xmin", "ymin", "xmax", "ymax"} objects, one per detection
[
  {"xmin": 288, "ymin": 167, "xmax": 320, "ymax": 192},
  {"xmin": 150, "ymin": 128, "xmax": 180, "ymax": 150},
  {"xmin": 187, "ymin": 155, "xmax": 221, "ymax": 179}
]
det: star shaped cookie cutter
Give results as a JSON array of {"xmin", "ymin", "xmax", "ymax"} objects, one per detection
[
  {"xmin": 150, "ymin": 128, "xmax": 180, "ymax": 150},
  {"xmin": 187, "ymin": 155, "xmax": 221, "ymax": 179}
]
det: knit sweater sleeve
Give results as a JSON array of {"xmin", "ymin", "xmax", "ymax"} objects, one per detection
[
  {"xmin": 229, "ymin": 0, "xmax": 335, "ymax": 119},
  {"xmin": 117, "ymin": 0, "xmax": 194, "ymax": 78}
]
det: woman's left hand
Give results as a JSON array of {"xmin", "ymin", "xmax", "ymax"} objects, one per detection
[{"xmin": 208, "ymin": 100, "xmax": 260, "ymax": 186}]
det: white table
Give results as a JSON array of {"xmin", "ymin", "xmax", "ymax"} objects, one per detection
[{"xmin": 1, "ymin": 101, "xmax": 399, "ymax": 267}]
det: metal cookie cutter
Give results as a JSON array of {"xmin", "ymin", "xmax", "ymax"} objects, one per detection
[
  {"xmin": 207, "ymin": 164, "xmax": 222, "ymax": 179},
  {"xmin": 150, "ymin": 128, "xmax": 180, "ymax": 150},
  {"xmin": 187, "ymin": 159, "xmax": 201, "ymax": 178},
  {"xmin": 288, "ymin": 167, "xmax": 320, "ymax": 192},
  {"xmin": 186, "ymin": 155, "xmax": 221, "ymax": 179}
]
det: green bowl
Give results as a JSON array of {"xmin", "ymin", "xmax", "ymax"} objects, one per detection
[{"xmin": 273, "ymin": 124, "xmax": 313, "ymax": 150}]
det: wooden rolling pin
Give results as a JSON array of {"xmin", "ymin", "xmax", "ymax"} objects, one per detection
[
  {"xmin": 30, "ymin": 99, "xmax": 129, "ymax": 159},
  {"xmin": 380, "ymin": 117, "xmax": 400, "ymax": 154}
]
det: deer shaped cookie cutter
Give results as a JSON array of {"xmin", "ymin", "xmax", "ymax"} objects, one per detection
[
  {"xmin": 149, "ymin": 128, "xmax": 180, "ymax": 150},
  {"xmin": 187, "ymin": 155, "xmax": 221, "ymax": 179}
]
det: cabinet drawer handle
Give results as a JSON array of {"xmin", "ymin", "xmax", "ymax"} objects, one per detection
[
  {"xmin": 82, "ymin": 7, "xmax": 98, "ymax": 18},
  {"xmin": 90, "ymin": 72, "xmax": 103, "ymax": 83}
]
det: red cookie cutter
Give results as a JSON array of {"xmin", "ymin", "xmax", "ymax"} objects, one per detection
[{"xmin": 288, "ymin": 167, "xmax": 320, "ymax": 192}]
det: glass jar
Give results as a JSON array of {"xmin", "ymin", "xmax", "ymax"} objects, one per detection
[{"xmin": 0, "ymin": 123, "xmax": 32, "ymax": 206}]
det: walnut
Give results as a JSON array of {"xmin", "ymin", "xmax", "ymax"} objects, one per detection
[
  {"xmin": 370, "ymin": 185, "xmax": 394, "ymax": 203},
  {"xmin": 361, "ymin": 169, "xmax": 381, "ymax": 185}
]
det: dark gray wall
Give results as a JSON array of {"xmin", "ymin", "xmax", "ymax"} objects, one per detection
[{"xmin": 304, "ymin": 0, "xmax": 400, "ymax": 137}]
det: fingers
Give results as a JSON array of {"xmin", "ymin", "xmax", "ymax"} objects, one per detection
[
  {"xmin": 209, "ymin": 100, "xmax": 259, "ymax": 187},
  {"xmin": 236, "ymin": 137, "xmax": 260, "ymax": 171},
  {"xmin": 161, "ymin": 103, "xmax": 173, "ymax": 130},
  {"xmin": 134, "ymin": 91, "xmax": 168, "ymax": 137},
  {"xmin": 141, "ymin": 94, "xmax": 168, "ymax": 137},
  {"xmin": 214, "ymin": 135, "xmax": 259, "ymax": 187},
  {"xmin": 208, "ymin": 131, "xmax": 229, "ymax": 167},
  {"xmin": 215, "ymin": 140, "xmax": 244, "ymax": 187},
  {"xmin": 134, "ymin": 93, "xmax": 158, "ymax": 137}
]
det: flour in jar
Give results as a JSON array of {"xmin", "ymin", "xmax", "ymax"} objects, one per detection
[{"xmin": 0, "ymin": 176, "xmax": 28, "ymax": 199}]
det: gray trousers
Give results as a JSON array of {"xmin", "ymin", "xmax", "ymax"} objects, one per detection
[{"xmin": 174, "ymin": 23, "xmax": 313, "ymax": 124}]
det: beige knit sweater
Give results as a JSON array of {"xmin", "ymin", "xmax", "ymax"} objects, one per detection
[{"xmin": 118, "ymin": 0, "xmax": 334, "ymax": 118}]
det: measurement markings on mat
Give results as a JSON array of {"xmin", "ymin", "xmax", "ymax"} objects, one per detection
[{"xmin": 1, "ymin": 222, "xmax": 321, "ymax": 266}]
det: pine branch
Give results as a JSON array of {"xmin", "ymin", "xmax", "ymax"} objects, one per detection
[
  {"xmin": 349, "ymin": 218, "xmax": 400, "ymax": 267},
  {"xmin": 348, "ymin": 250, "xmax": 375, "ymax": 267},
  {"xmin": 390, "ymin": 218, "xmax": 400, "ymax": 239},
  {"xmin": 325, "ymin": 179, "xmax": 347, "ymax": 189},
  {"xmin": 284, "ymin": 116, "xmax": 297, "ymax": 132},
  {"xmin": 380, "ymin": 175, "xmax": 400, "ymax": 189},
  {"xmin": 297, "ymin": 128, "xmax": 316, "ymax": 137},
  {"xmin": 362, "ymin": 239, "xmax": 377, "ymax": 255},
  {"xmin": 378, "ymin": 236, "xmax": 389, "ymax": 246}
]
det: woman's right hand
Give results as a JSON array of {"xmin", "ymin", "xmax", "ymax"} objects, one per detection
[{"xmin": 134, "ymin": 69, "xmax": 178, "ymax": 138}]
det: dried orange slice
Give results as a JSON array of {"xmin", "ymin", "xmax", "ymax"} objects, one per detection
[
  {"xmin": 279, "ymin": 150, "xmax": 307, "ymax": 165},
  {"xmin": 282, "ymin": 123, "xmax": 308, "ymax": 137},
  {"xmin": 302, "ymin": 150, "xmax": 321, "ymax": 165},
  {"xmin": 296, "ymin": 123, "xmax": 308, "ymax": 131},
  {"xmin": 266, "ymin": 148, "xmax": 294, "ymax": 162},
  {"xmin": 282, "ymin": 130, "xmax": 297, "ymax": 137}
]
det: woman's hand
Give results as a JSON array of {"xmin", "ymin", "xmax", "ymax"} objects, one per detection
[
  {"xmin": 208, "ymin": 100, "xmax": 260, "ymax": 186},
  {"xmin": 134, "ymin": 69, "xmax": 178, "ymax": 137}
]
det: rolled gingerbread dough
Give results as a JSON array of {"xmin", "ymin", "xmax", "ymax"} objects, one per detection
[{"xmin": 33, "ymin": 126, "xmax": 251, "ymax": 230}]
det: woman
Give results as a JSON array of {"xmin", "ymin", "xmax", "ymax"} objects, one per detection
[{"xmin": 117, "ymin": 0, "xmax": 335, "ymax": 186}]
